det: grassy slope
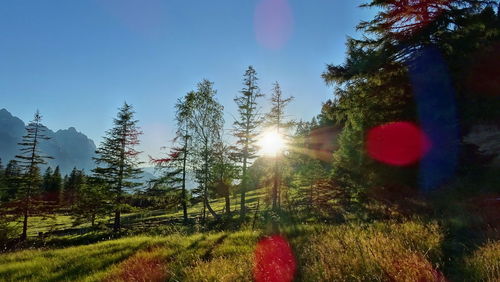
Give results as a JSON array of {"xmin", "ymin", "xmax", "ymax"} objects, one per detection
[
  {"xmin": 1, "ymin": 188, "xmax": 499, "ymax": 281},
  {"xmin": 7, "ymin": 188, "xmax": 264, "ymax": 237},
  {"xmin": 0, "ymin": 222, "xmax": 449, "ymax": 282}
]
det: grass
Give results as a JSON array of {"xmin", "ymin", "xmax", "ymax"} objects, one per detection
[
  {"xmin": 297, "ymin": 221, "xmax": 445, "ymax": 281},
  {"xmin": 0, "ymin": 220, "xmax": 453, "ymax": 282},
  {"xmin": 1, "ymin": 187, "xmax": 499, "ymax": 281},
  {"xmin": 464, "ymin": 240, "xmax": 500, "ymax": 281}
]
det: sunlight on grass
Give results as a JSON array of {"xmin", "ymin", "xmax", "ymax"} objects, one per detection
[{"xmin": 464, "ymin": 240, "xmax": 500, "ymax": 281}]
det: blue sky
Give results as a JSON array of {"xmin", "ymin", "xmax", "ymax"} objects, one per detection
[{"xmin": 0, "ymin": 0, "xmax": 375, "ymax": 160}]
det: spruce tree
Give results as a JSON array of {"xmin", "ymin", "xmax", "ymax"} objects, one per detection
[
  {"xmin": 63, "ymin": 167, "xmax": 85, "ymax": 206},
  {"xmin": 265, "ymin": 82, "xmax": 294, "ymax": 210},
  {"xmin": 15, "ymin": 110, "xmax": 52, "ymax": 240},
  {"xmin": 93, "ymin": 103, "xmax": 143, "ymax": 232},
  {"xmin": 233, "ymin": 66, "xmax": 264, "ymax": 217},
  {"xmin": 51, "ymin": 166, "xmax": 63, "ymax": 204},
  {"xmin": 3, "ymin": 160, "xmax": 22, "ymax": 202},
  {"xmin": 151, "ymin": 92, "xmax": 195, "ymax": 223},
  {"xmin": 72, "ymin": 177, "xmax": 109, "ymax": 227}
]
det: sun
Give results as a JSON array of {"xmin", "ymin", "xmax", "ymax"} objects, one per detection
[{"xmin": 258, "ymin": 129, "xmax": 286, "ymax": 157}]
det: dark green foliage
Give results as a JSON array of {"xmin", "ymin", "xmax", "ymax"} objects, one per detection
[
  {"xmin": 1, "ymin": 160, "xmax": 22, "ymax": 202},
  {"xmin": 63, "ymin": 167, "xmax": 86, "ymax": 206},
  {"xmin": 322, "ymin": 0, "xmax": 500, "ymax": 215},
  {"xmin": 233, "ymin": 66, "xmax": 264, "ymax": 217},
  {"xmin": 93, "ymin": 103, "xmax": 143, "ymax": 232},
  {"xmin": 72, "ymin": 177, "xmax": 110, "ymax": 227},
  {"xmin": 211, "ymin": 143, "xmax": 239, "ymax": 216},
  {"xmin": 41, "ymin": 166, "xmax": 62, "ymax": 205},
  {"xmin": 14, "ymin": 110, "xmax": 53, "ymax": 240}
]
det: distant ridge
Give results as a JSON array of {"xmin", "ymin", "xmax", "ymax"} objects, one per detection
[{"xmin": 0, "ymin": 108, "xmax": 96, "ymax": 175}]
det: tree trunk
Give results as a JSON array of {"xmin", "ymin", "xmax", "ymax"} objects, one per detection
[
  {"xmin": 205, "ymin": 198, "xmax": 219, "ymax": 219},
  {"xmin": 240, "ymin": 157, "xmax": 247, "ymax": 218},
  {"xmin": 113, "ymin": 210, "xmax": 121, "ymax": 232},
  {"xmin": 20, "ymin": 208, "xmax": 28, "ymax": 240},
  {"xmin": 181, "ymin": 140, "xmax": 188, "ymax": 223},
  {"xmin": 272, "ymin": 158, "xmax": 279, "ymax": 210},
  {"xmin": 225, "ymin": 193, "xmax": 230, "ymax": 216}
]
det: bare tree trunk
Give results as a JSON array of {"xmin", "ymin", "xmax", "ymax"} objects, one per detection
[
  {"xmin": 205, "ymin": 198, "xmax": 219, "ymax": 219},
  {"xmin": 21, "ymin": 206, "xmax": 28, "ymax": 240},
  {"xmin": 272, "ymin": 158, "xmax": 279, "ymax": 210},
  {"xmin": 225, "ymin": 193, "xmax": 230, "ymax": 216},
  {"xmin": 113, "ymin": 210, "xmax": 121, "ymax": 232}
]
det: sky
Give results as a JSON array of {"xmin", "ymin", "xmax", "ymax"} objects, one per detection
[{"xmin": 0, "ymin": 0, "xmax": 376, "ymax": 161}]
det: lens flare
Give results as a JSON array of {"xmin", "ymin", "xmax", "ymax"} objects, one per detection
[
  {"xmin": 366, "ymin": 121, "xmax": 431, "ymax": 166},
  {"xmin": 254, "ymin": 0, "xmax": 293, "ymax": 50},
  {"xmin": 253, "ymin": 235, "xmax": 296, "ymax": 282}
]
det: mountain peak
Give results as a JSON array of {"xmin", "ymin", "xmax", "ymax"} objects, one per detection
[{"xmin": 0, "ymin": 108, "xmax": 12, "ymax": 117}]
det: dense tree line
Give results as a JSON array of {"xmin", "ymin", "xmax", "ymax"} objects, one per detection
[{"xmin": 1, "ymin": 0, "xmax": 499, "ymax": 240}]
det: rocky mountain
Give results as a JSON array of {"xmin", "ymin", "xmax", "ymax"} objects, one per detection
[{"xmin": 0, "ymin": 108, "xmax": 96, "ymax": 175}]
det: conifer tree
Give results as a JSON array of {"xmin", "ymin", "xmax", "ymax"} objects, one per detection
[
  {"xmin": 93, "ymin": 103, "xmax": 143, "ymax": 232},
  {"xmin": 233, "ymin": 66, "xmax": 264, "ymax": 217},
  {"xmin": 51, "ymin": 166, "xmax": 63, "ymax": 204},
  {"xmin": 3, "ymin": 160, "xmax": 22, "ymax": 202},
  {"xmin": 265, "ymin": 82, "xmax": 294, "ymax": 210},
  {"xmin": 72, "ymin": 177, "xmax": 109, "ymax": 227},
  {"xmin": 63, "ymin": 167, "xmax": 85, "ymax": 206},
  {"xmin": 151, "ymin": 92, "xmax": 195, "ymax": 223},
  {"xmin": 15, "ymin": 110, "xmax": 52, "ymax": 240}
]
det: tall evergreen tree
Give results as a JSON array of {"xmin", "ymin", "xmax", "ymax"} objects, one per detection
[
  {"xmin": 151, "ymin": 92, "xmax": 195, "ymax": 223},
  {"xmin": 3, "ymin": 160, "xmax": 22, "ymax": 202},
  {"xmin": 189, "ymin": 80, "xmax": 224, "ymax": 221},
  {"xmin": 265, "ymin": 82, "xmax": 294, "ymax": 210},
  {"xmin": 93, "ymin": 103, "xmax": 143, "ymax": 232},
  {"xmin": 63, "ymin": 167, "xmax": 85, "ymax": 206},
  {"xmin": 15, "ymin": 110, "xmax": 52, "ymax": 240},
  {"xmin": 233, "ymin": 66, "xmax": 264, "ymax": 217},
  {"xmin": 50, "ymin": 166, "xmax": 63, "ymax": 204},
  {"xmin": 321, "ymin": 0, "xmax": 499, "ymax": 211}
]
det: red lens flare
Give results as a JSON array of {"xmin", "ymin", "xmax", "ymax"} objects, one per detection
[
  {"xmin": 254, "ymin": 235, "xmax": 296, "ymax": 282},
  {"xmin": 366, "ymin": 121, "xmax": 431, "ymax": 166}
]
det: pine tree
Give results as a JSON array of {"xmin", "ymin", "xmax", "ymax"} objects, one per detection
[
  {"xmin": 51, "ymin": 166, "xmax": 63, "ymax": 204},
  {"xmin": 63, "ymin": 167, "xmax": 85, "ymax": 206},
  {"xmin": 233, "ymin": 66, "xmax": 264, "ymax": 217},
  {"xmin": 93, "ymin": 103, "xmax": 143, "ymax": 232},
  {"xmin": 189, "ymin": 80, "xmax": 224, "ymax": 221},
  {"xmin": 151, "ymin": 92, "xmax": 195, "ymax": 223},
  {"xmin": 265, "ymin": 82, "xmax": 294, "ymax": 210},
  {"xmin": 72, "ymin": 177, "xmax": 110, "ymax": 227},
  {"xmin": 15, "ymin": 110, "xmax": 53, "ymax": 240},
  {"xmin": 3, "ymin": 160, "xmax": 22, "ymax": 202},
  {"xmin": 151, "ymin": 147, "xmax": 188, "ymax": 221}
]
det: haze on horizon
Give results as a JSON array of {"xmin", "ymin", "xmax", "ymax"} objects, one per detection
[{"xmin": 0, "ymin": 0, "xmax": 376, "ymax": 161}]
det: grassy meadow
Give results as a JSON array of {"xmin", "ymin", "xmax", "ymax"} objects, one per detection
[{"xmin": 1, "ymin": 187, "xmax": 499, "ymax": 282}]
